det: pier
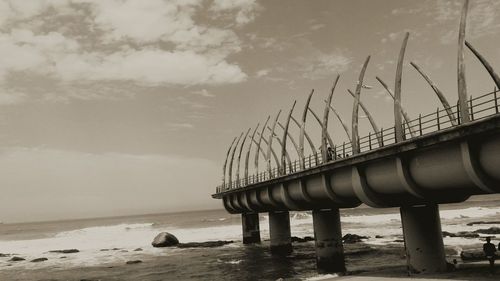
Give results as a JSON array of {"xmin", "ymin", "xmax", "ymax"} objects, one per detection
[{"xmin": 213, "ymin": 0, "xmax": 500, "ymax": 275}]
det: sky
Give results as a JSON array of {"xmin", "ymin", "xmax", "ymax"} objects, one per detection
[{"xmin": 1, "ymin": 0, "xmax": 500, "ymax": 223}]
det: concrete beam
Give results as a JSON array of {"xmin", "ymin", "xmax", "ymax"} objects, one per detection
[
  {"xmin": 269, "ymin": 211, "xmax": 292, "ymax": 255},
  {"xmin": 242, "ymin": 213, "xmax": 261, "ymax": 244},
  {"xmin": 400, "ymin": 204, "xmax": 447, "ymax": 274},
  {"xmin": 313, "ymin": 209, "xmax": 346, "ymax": 273}
]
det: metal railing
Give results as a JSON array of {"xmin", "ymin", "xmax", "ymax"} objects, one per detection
[{"xmin": 215, "ymin": 90, "xmax": 500, "ymax": 194}]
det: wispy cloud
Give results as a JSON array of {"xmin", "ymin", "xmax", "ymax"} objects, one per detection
[
  {"xmin": 167, "ymin": 122, "xmax": 195, "ymax": 130},
  {"xmin": 191, "ymin": 89, "xmax": 215, "ymax": 98},
  {"xmin": 0, "ymin": 0, "xmax": 262, "ymax": 103},
  {"xmin": 299, "ymin": 50, "xmax": 352, "ymax": 80}
]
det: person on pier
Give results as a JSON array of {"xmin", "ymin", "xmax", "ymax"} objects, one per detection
[{"xmin": 483, "ymin": 237, "xmax": 496, "ymax": 273}]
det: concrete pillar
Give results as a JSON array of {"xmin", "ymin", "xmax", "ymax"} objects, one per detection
[
  {"xmin": 313, "ymin": 209, "xmax": 346, "ymax": 273},
  {"xmin": 400, "ymin": 204, "xmax": 447, "ymax": 274},
  {"xmin": 268, "ymin": 211, "xmax": 292, "ymax": 255},
  {"xmin": 242, "ymin": 213, "xmax": 261, "ymax": 244}
]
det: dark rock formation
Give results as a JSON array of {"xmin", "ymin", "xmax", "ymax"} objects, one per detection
[
  {"xmin": 31, "ymin": 258, "xmax": 48, "ymax": 262},
  {"xmin": 9, "ymin": 256, "xmax": 25, "ymax": 261},
  {"xmin": 342, "ymin": 233, "xmax": 369, "ymax": 243},
  {"xmin": 177, "ymin": 240, "xmax": 233, "ymax": 248},
  {"xmin": 152, "ymin": 232, "xmax": 179, "ymax": 247},
  {"xmin": 126, "ymin": 260, "xmax": 142, "ymax": 264},
  {"xmin": 466, "ymin": 221, "xmax": 500, "ymax": 226},
  {"xmin": 49, "ymin": 249, "xmax": 79, "ymax": 254},
  {"xmin": 442, "ymin": 231, "xmax": 480, "ymax": 238},
  {"xmin": 0, "ymin": 253, "xmax": 10, "ymax": 257},
  {"xmin": 133, "ymin": 248, "xmax": 143, "ymax": 251},
  {"xmin": 474, "ymin": 227, "xmax": 500, "ymax": 234},
  {"xmin": 461, "ymin": 250, "xmax": 499, "ymax": 261},
  {"xmin": 291, "ymin": 236, "xmax": 314, "ymax": 243}
]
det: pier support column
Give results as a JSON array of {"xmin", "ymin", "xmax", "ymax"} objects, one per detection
[
  {"xmin": 400, "ymin": 204, "xmax": 447, "ymax": 274},
  {"xmin": 268, "ymin": 211, "xmax": 292, "ymax": 255},
  {"xmin": 242, "ymin": 213, "xmax": 261, "ymax": 244},
  {"xmin": 313, "ymin": 209, "xmax": 346, "ymax": 273}
]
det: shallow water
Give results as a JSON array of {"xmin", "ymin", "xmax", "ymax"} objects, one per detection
[{"xmin": 1, "ymin": 194, "xmax": 500, "ymax": 280}]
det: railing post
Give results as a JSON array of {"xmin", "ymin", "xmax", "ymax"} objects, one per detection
[
  {"xmin": 342, "ymin": 142, "xmax": 346, "ymax": 158},
  {"xmin": 418, "ymin": 114, "xmax": 422, "ymax": 135},
  {"xmin": 436, "ymin": 107, "xmax": 440, "ymax": 130},
  {"xmin": 456, "ymin": 101, "xmax": 460, "ymax": 125},
  {"xmin": 495, "ymin": 88, "xmax": 499, "ymax": 113},
  {"xmin": 333, "ymin": 145, "xmax": 337, "ymax": 160},
  {"xmin": 380, "ymin": 127, "xmax": 384, "ymax": 147},
  {"xmin": 469, "ymin": 95, "xmax": 474, "ymax": 121},
  {"xmin": 368, "ymin": 132, "xmax": 372, "ymax": 150}
]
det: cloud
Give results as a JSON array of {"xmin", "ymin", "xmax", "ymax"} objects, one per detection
[
  {"xmin": 310, "ymin": 23, "xmax": 325, "ymax": 31},
  {"xmin": 300, "ymin": 51, "xmax": 352, "ymax": 80},
  {"xmin": 424, "ymin": 0, "xmax": 500, "ymax": 44},
  {"xmin": 0, "ymin": 0, "xmax": 253, "ymax": 103},
  {"xmin": 167, "ymin": 123, "xmax": 195, "ymax": 129},
  {"xmin": 192, "ymin": 89, "xmax": 215, "ymax": 97},
  {"xmin": 0, "ymin": 90, "xmax": 26, "ymax": 105},
  {"xmin": 255, "ymin": 69, "xmax": 270, "ymax": 77},
  {"xmin": 210, "ymin": 0, "xmax": 260, "ymax": 26}
]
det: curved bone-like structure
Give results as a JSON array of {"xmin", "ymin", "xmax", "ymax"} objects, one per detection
[
  {"xmin": 307, "ymin": 108, "xmax": 334, "ymax": 148},
  {"xmin": 222, "ymin": 137, "xmax": 237, "ymax": 188},
  {"xmin": 244, "ymin": 124, "xmax": 260, "ymax": 184},
  {"xmin": 281, "ymin": 101, "xmax": 297, "ymax": 174},
  {"xmin": 465, "ymin": 41, "xmax": 500, "ymax": 90},
  {"xmin": 255, "ymin": 116, "xmax": 270, "ymax": 175},
  {"xmin": 265, "ymin": 126, "xmax": 293, "ymax": 169},
  {"xmin": 394, "ymin": 32, "xmax": 410, "ymax": 142},
  {"xmin": 324, "ymin": 103, "xmax": 351, "ymax": 142},
  {"xmin": 267, "ymin": 110, "xmax": 282, "ymax": 175},
  {"xmin": 228, "ymin": 132, "xmax": 244, "ymax": 189},
  {"xmin": 257, "ymin": 131, "xmax": 284, "ymax": 173},
  {"xmin": 251, "ymin": 134, "xmax": 279, "ymax": 172},
  {"xmin": 352, "ymin": 56, "xmax": 371, "ymax": 154},
  {"xmin": 376, "ymin": 76, "xmax": 416, "ymax": 137},
  {"xmin": 300, "ymin": 90, "xmax": 315, "ymax": 169},
  {"xmin": 291, "ymin": 115, "xmax": 317, "ymax": 155},
  {"xmin": 457, "ymin": 0, "xmax": 470, "ymax": 123},
  {"xmin": 236, "ymin": 127, "xmax": 252, "ymax": 187},
  {"xmin": 278, "ymin": 122, "xmax": 300, "ymax": 158},
  {"xmin": 321, "ymin": 75, "xmax": 340, "ymax": 160},
  {"xmin": 410, "ymin": 62, "xmax": 457, "ymax": 125},
  {"xmin": 347, "ymin": 89, "xmax": 381, "ymax": 145}
]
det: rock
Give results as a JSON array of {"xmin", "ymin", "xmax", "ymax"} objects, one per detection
[
  {"xmin": 152, "ymin": 232, "xmax": 179, "ymax": 247},
  {"xmin": 442, "ymin": 231, "xmax": 480, "ymax": 238},
  {"xmin": 291, "ymin": 236, "xmax": 314, "ymax": 243},
  {"xmin": 460, "ymin": 250, "xmax": 499, "ymax": 261},
  {"xmin": 342, "ymin": 233, "xmax": 368, "ymax": 243},
  {"xmin": 466, "ymin": 221, "xmax": 500, "ymax": 226},
  {"xmin": 393, "ymin": 239, "xmax": 405, "ymax": 243},
  {"xmin": 9, "ymin": 256, "xmax": 25, "ymax": 261},
  {"xmin": 31, "ymin": 257, "xmax": 48, "ymax": 262},
  {"xmin": 0, "ymin": 253, "xmax": 10, "ymax": 257},
  {"xmin": 133, "ymin": 248, "xmax": 143, "ymax": 251},
  {"xmin": 176, "ymin": 240, "xmax": 233, "ymax": 248},
  {"xmin": 126, "ymin": 260, "xmax": 142, "ymax": 264},
  {"xmin": 375, "ymin": 235, "xmax": 384, "ymax": 238},
  {"xmin": 49, "ymin": 249, "xmax": 79, "ymax": 254},
  {"xmin": 474, "ymin": 227, "xmax": 500, "ymax": 234}
]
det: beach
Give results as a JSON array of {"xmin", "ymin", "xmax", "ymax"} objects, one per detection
[{"xmin": 1, "ymin": 195, "xmax": 500, "ymax": 280}]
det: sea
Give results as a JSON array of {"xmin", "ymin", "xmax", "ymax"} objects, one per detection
[{"xmin": 1, "ymin": 195, "xmax": 500, "ymax": 281}]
